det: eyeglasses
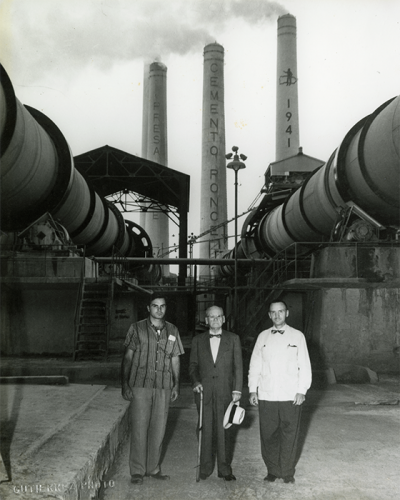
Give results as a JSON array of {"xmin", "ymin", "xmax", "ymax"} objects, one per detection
[{"xmin": 207, "ymin": 315, "xmax": 223, "ymax": 320}]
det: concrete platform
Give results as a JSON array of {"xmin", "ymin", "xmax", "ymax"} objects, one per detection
[
  {"xmin": 103, "ymin": 379, "xmax": 400, "ymax": 500},
  {"xmin": 0, "ymin": 368, "xmax": 399, "ymax": 500},
  {"xmin": 0, "ymin": 383, "xmax": 129, "ymax": 499}
]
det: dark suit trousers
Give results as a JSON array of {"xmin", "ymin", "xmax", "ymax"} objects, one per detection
[
  {"xmin": 258, "ymin": 400, "xmax": 302, "ymax": 478},
  {"xmin": 196, "ymin": 392, "xmax": 233, "ymax": 476}
]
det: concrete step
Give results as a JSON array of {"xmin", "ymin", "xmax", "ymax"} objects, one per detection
[
  {"xmin": 0, "ymin": 375, "xmax": 68, "ymax": 385},
  {"xmin": 0, "ymin": 384, "xmax": 130, "ymax": 500},
  {"xmin": 0, "ymin": 357, "xmax": 122, "ymax": 385}
]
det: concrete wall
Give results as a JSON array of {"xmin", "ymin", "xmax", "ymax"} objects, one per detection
[
  {"xmin": 1, "ymin": 287, "xmax": 144, "ymax": 356},
  {"xmin": 307, "ymin": 287, "xmax": 400, "ymax": 373},
  {"xmin": 1, "ymin": 285, "xmax": 78, "ymax": 355},
  {"xmin": 312, "ymin": 246, "xmax": 400, "ymax": 282},
  {"xmin": 112, "ymin": 293, "xmax": 138, "ymax": 341},
  {"xmin": 1, "ymin": 253, "xmax": 96, "ymax": 355},
  {"xmin": 1, "ymin": 285, "xmax": 193, "ymax": 356}
]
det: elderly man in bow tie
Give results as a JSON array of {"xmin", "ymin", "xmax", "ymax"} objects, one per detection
[
  {"xmin": 248, "ymin": 300, "xmax": 312, "ymax": 485},
  {"xmin": 189, "ymin": 305, "xmax": 243, "ymax": 481}
]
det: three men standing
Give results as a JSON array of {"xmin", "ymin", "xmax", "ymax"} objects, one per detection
[
  {"xmin": 249, "ymin": 300, "xmax": 312, "ymax": 484},
  {"xmin": 121, "ymin": 293, "xmax": 184, "ymax": 484},
  {"xmin": 189, "ymin": 306, "xmax": 243, "ymax": 481},
  {"xmin": 121, "ymin": 296, "xmax": 310, "ymax": 485}
]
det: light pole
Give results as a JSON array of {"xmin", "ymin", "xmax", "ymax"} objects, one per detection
[
  {"xmin": 188, "ymin": 232, "xmax": 196, "ymax": 278},
  {"xmin": 226, "ymin": 146, "xmax": 247, "ymax": 331}
]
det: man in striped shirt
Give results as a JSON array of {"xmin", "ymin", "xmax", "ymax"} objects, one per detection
[{"xmin": 121, "ymin": 293, "xmax": 184, "ymax": 484}]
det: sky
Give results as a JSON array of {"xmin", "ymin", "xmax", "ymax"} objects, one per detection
[{"xmin": 1, "ymin": 0, "xmax": 400, "ymax": 255}]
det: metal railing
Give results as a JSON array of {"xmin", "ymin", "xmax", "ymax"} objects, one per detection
[
  {"xmin": 1, "ymin": 244, "xmax": 86, "ymax": 278},
  {"xmin": 73, "ymin": 247, "xmax": 87, "ymax": 360},
  {"xmin": 229, "ymin": 240, "xmax": 400, "ymax": 335}
]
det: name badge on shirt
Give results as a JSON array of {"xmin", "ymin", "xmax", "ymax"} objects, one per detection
[{"xmin": 168, "ymin": 335, "xmax": 176, "ymax": 342}]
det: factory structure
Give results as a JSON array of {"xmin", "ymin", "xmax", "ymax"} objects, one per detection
[{"xmin": 1, "ymin": 14, "xmax": 399, "ymax": 377}]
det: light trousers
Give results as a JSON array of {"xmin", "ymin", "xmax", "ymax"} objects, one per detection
[{"xmin": 129, "ymin": 387, "xmax": 171, "ymax": 476}]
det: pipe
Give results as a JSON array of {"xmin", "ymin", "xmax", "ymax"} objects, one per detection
[
  {"xmin": 0, "ymin": 64, "xmax": 152, "ymax": 259},
  {"xmin": 94, "ymin": 257, "xmax": 266, "ymax": 265}
]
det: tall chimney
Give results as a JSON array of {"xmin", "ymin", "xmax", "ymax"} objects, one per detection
[
  {"xmin": 140, "ymin": 62, "xmax": 170, "ymax": 271},
  {"xmin": 141, "ymin": 63, "xmax": 150, "ymax": 158},
  {"xmin": 276, "ymin": 14, "xmax": 300, "ymax": 161},
  {"xmin": 199, "ymin": 43, "xmax": 228, "ymax": 278}
]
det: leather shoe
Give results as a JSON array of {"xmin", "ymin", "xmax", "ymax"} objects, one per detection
[
  {"xmin": 199, "ymin": 473, "xmax": 208, "ymax": 480},
  {"xmin": 218, "ymin": 472, "xmax": 236, "ymax": 481},
  {"xmin": 130, "ymin": 474, "xmax": 143, "ymax": 484},
  {"xmin": 264, "ymin": 473, "xmax": 278, "ymax": 482},
  {"xmin": 146, "ymin": 471, "xmax": 170, "ymax": 480},
  {"xmin": 283, "ymin": 476, "xmax": 295, "ymax": 484}
]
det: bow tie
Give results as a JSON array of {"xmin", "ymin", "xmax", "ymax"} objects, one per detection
[
  {"xmin": 209, "ymin": 334, "xmax": 221, "ymax": 339},
  {"xmin": 271, "ymin": 329, "xmax": 284, "ymax": 334}
]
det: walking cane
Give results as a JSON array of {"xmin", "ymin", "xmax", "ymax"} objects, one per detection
[{"xmin": 196, "ymin": 389, "xmax": 203, "ymax": 482}]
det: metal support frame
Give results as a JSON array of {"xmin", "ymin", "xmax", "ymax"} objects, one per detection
[{"xmin": 74, "ymin": 145, "xmax": 190, "ymax": 284}]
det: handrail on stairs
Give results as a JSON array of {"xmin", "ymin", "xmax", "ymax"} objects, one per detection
[
  {"xmin": 73, "ymin": 246, "xmax": 87, "ymax": 361},
  {"xmin": 228, "ymin": 242, "xmax": 315, "ymax": 335}
]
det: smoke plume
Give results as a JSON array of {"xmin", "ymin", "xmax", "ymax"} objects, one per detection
[{"xmin": 0, "ymin": 0, "xmax": 287, "ymax": 81}]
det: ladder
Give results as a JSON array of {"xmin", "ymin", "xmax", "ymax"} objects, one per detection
[{"xmin": 73, "ymin": 279, "xmax": 112, "ymax": 360}]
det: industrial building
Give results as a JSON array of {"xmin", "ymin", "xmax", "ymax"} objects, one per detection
[
  {"xmin": 1, "ymin": 10, "xmax": 399, "ymax": 499},
  {"xmin": 1, "ymin": 14, "xmax": 399, "ymax": 376}
]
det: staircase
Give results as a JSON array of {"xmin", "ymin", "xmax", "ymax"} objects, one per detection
[
  {"xmin": 235, "ymin": 247, "xmax": 313, "ymax": 336},
  {"xmin": 73, "ymin": 279, "xmax": 112, "ymax": 360},
  {"xmin": 236, "ymin": 262, "xmax": 287, "ymax": 336}
]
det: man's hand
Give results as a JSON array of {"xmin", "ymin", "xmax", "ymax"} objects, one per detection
[
  {"xmin": 121, "ymin": 348, "xmax": 134, "ymax": 401},
  {"xmin": 293, "ymin": 393, "xmax": 305, "ymax": 405},
  {"xmin": 249, "ymin": 392, "xmax": 258, "ymax": 406},
  {"xmin": 171, "ymin": 385, "xmax": 180, "ymax": 402},
  {"xmin": 232, "ymin": 391, "xmax": 241, "ymax": 403},
  {"xmin": 193, "ymin": 382, "xmax": 203, "ymax": 393},
  {"xmin": 122, "ymin": 385, "xmax": 133, "ymax": 401}
]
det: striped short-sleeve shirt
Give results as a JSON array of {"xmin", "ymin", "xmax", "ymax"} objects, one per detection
[{"xmin": 124, "ymin": 318, "xmax": 184, "ymax": 389}]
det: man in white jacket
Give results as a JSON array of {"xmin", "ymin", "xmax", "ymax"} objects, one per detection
[{"xmin": 248, "ymin": 300, "xmax": 312, "ymax": 484}]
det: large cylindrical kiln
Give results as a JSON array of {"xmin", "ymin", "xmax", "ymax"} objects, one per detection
[
  {"xmin": 0, "ymin": 64, "xmax": 151, "ymax": 259},
  {"xmin": 256, "ymin": 96, "xmax": 400, "ymax": 256}
]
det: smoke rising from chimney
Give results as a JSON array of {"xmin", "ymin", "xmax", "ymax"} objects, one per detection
[{"xmin": 1, "ymin": 0, "xmax": 287, "ymax": 82}]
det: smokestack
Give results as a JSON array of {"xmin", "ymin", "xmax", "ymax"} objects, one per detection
[
  {"xmin": 140, "ymin": 62, "xmax": 170, "ymax": 270},
  {"xmin": 276, "ymin": 14, "xmax": 300, "ymax": 161},
  {"xmin": 199, "ymin": 43, "xmax": 228, "ymax": 278},
  {"xmin": 141, "ymin": 62, "xmax": 150, "ymax": 157}
]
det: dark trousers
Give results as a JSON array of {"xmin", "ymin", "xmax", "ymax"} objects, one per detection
[
  {"xmin": 129, "ymin": 388, "xmax": 171, "ymax": 476},
  {"xmin": 258, "ymin": 400, "xmax": 302, "ymax": 478},
  {"xmin": 196, "ymin": 392, "xmax": 233, "ymax": 476}
]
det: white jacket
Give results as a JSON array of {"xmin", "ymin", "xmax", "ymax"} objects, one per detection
[{"xmin": 248, "ymin": 325, "xmax": 312, "ymax": 401}]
